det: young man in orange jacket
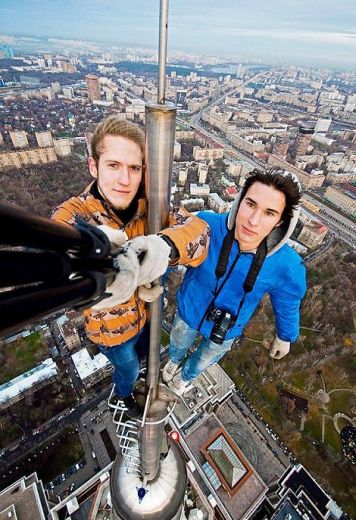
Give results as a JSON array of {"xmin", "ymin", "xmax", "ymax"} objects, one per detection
[{"xmin": 53, "ymin": 114, "xmax": 209, "ymax": 416}]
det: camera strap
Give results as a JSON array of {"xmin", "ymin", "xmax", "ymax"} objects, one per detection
[
  {"xmin": 215, "ymin": 226, "xmax": 267, "ymax": 289},
  {"xmin": 215, "ymin": 227, "xmax": 235, "ymax": 279},
  {"xmin": 198, "ymin": 227, "xmax": 268, "ymax": 332},
  {"xmin": 243, "ymin": 238, "xmax": 268, "ymax": 293},
  {"xmin": 214, "ymin": 228, "xmax": 268, "ymax": 320}
]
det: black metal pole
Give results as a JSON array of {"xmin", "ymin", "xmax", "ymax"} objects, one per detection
[
  {"xmin": 0, "ymin": 203, "xmax": 110, "ymax": 258},
  {"xmin": 0, "ymin": 273, "xmax": 106, "ymax": 337},
  {"xmin": 0, "ymin": 250, "xmax": 116, "ymax": 288}
]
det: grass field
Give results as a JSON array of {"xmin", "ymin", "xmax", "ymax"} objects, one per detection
[
  {"xmin": 0, "ymin": 332, "xmax": 48, "ymax": 384},
  {"xmin": 38, "ymin": 429, "xmax": 85, "ymax": 483},
  {"xmin": 219, "ymin": 338, "xmax": 356, "ymax": 518},
  {"xmin": 0, "ymin": 428, "xmax": 85, "ymax": 489}
]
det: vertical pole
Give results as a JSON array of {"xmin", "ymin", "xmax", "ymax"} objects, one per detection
[
  {"xmin": 144, "ymin": 102, "xmax": 176, "ymax": 398},
  {"xmin": 139, "ymin": 0, "xmax": 177, "ymax": 482},
  {"xmin": 140, "ymin": 102, "xmax": 176, "ymax": 482},
  {"xmin": 158, "ymin": 0, "xmax": 168, "ymax": 104},
  {"xmin": 111, "ymin": 4, "xmax": 187, "ymax": 517}
]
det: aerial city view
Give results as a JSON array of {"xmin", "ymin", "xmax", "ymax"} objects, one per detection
[{"xmin": 0, "ymin": 1, "xmax": 355, "ymax": 519}]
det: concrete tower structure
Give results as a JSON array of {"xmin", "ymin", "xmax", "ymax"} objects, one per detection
[
  {"xmin": 86, "ymin": 74, "xmax": 100, "ymax": 101},
  {"xmin": 198, "ymin": 162, "xmax": 209, "ymax": 184},
  {"xmin": 291, "ymin": 126, "xmax": 314, "ymax": 158}
]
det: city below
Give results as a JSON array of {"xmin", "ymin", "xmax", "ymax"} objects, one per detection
[{"xmin": 0, "ymin": 34, "xmax": 355, "ymax": 520}]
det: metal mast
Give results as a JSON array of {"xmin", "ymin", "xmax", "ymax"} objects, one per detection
[{"xmin": 111, "ymin": 2, "xmax": 187, "ymax": 518}]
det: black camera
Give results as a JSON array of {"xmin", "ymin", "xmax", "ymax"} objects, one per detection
[{"xmin": 207, "ymin": 307, "xmax": 236, "ymax": 345}]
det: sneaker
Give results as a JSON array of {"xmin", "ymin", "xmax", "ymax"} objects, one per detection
[
  {"xmin": 170, "ymin": 373, "xmax": 193, "ymax": 396},
  {"xmin": 162, "ymin": 359, "xmax": 179, "ymax": 383},
  {"xmin": 122, "ymin": 394, "xmax": 142, "ymax": 419}
]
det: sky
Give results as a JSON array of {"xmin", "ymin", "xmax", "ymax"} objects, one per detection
[{"xmin": 0, "ymin": 0, "xmax": 356, "ymax": 68}]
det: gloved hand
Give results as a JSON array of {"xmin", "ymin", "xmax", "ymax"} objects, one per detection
[
  {"xmin": 269, "ymin": 336, "xmax": 290, "ymax": 359},
  {"xmin": 127, "ymin": 235, "xmax": 171, "ymax": 286},
  {"xmin": 91, "ymin": 244, "xmax": 140, "ymax": 310},
  {"xmin": 138, "ymin": 283, "xmax": 164, "ymax": 302},
  {"xmin": 97, "ymin": 225, "xmax": 128, "ymax": 248},
  {"xmin": 90, "ymin": 235, "xmax": 170, "ymax": 310}
]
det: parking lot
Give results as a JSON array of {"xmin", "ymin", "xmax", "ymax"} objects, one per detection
[{"xmin": 48, "ymin": 398, "xmax": 120, "ymax": 497}]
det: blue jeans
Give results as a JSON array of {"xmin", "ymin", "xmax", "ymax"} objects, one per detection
[
  {"xmin": 98, "ymin": 326, "xmax": 148, "ymax": 397},
  {"xmin": 169, "ymin": 315, "xmax": 236, "ymax": 382}
]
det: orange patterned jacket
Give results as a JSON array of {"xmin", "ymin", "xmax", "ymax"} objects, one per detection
[{"xmin": 52, "ymin": 182, "xmax": 210, "ymax": 347}]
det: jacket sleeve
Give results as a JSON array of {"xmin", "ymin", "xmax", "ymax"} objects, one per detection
[
  {"xmin": 51, "ymin": 197, "xmax": 89, "ymax": 226},
  {"xmin": 269, "ymin": 259, "xmax": 306, "ymax": 342},
  {"xmin": 160, "ymin": 207, "xmax": 210, "ymax": 267}
]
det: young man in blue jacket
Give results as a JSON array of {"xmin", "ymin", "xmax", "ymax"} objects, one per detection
[{"xmin": 162, "ymin": 168, "xmax": 307, "ymax": 395}]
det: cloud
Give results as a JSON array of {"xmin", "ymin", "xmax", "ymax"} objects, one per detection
[{"xmin": 208, "ymin": 28, "xmax": 356, "ymax": 46}]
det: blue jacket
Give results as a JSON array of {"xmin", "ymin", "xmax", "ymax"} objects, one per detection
[{"xmin": 177, "ymin": 211, "xmax": 306, "ymax": 342}]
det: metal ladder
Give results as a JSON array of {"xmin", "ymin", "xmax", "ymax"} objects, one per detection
[
  {"xmin": 108, "ymin": 385, "xmax": 141, "ymax": 475},
  {"xmin": 108, "ymin": 384, "xmax": 178, "ymax": 477}
]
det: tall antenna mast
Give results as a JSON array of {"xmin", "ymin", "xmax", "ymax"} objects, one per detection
[{"xmin": 110, "ymin": 2, "xmax": 187, "ymax": 518}]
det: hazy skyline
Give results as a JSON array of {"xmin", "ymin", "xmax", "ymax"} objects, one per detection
[{"xmin": 1, "ymin": 0, "xmax": 356, "ymax": 68}]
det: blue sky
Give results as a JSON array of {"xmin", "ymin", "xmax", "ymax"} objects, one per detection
[{"xmin": 0, "ymin": 0, "xmax": 356, "ymax": 67}]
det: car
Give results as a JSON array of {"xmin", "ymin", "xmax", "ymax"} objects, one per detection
[
  {"xmin": 91, "ymin": 450, "xmax": 96, "ymax": 459},
  {"xmin": 69, "ymin": 483, "xmax": 75, "ymax": 492}
]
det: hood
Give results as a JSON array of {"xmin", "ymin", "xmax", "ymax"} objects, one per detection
[{"xmin": 227, "ymin": 170, "xmax": 302, "ymax": 256}]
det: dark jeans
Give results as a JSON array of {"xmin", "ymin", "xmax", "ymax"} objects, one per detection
[{"xmin": 98, "ymin": 324, "xmax": 149, "ymax": 397}]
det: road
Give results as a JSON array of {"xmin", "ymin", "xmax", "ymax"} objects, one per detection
[
  {"xmin": 1, "ymin": 385, "xmax": 112, "ymax": 470},
  {"xmin": 183, "ymin": 71, "xmax": 267, "ymax": 170},
  {"xmin": 303, "ymin": 193, "xmax": 356, "ymax": 249}
]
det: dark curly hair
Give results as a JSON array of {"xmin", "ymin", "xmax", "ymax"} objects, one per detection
[{"xmin": 240, "ymin": 168, "xmax": 301, "ymax": 223}]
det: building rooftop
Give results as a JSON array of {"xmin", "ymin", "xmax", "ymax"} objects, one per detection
[
  {"xmin": 202, "ymin": 429, "xmax": 252, "ymax": 493},
  {"xmin": 71, "ymin": 348, "xmax": 110, "ymax": 381},
  {"xmin": 0, "ymin": 473, "xmax": 48, "ymax": 520},
  {"xmin": 184, "ymin": 413, "xmax": 267, "ymax": 520},
  {"xmin": 172, "ymin": 364, "xmax": 235, "ymax": 429},
  {"xmin": 0, "ymin": 358, "xmax": 58, "ymax": 405}
]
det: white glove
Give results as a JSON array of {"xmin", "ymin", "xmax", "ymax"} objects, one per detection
[
  {"xmin": 91, "ymin": 245, "xmax": 140, "ymax": 310},
  {"xmin": 127, "ymin": 235, "xmax": 171, "ymax": 286},
  {"xmin": 90, "ymin": 234, "xmax": 170, "ymax": 310},
  {"xmin": 97, "ymin": 225, "xmax": 128, "ymax": 248},
  {"xmin": 138, "ymin": 284, "xmax": 164, "ymax": 302},
  {"xmin": 269, "ymin": 336, "xmax": 290, "ymax": 359}
]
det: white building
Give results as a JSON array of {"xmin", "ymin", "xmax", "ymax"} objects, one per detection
[
  {"xmin": 208, "ymin": 193, "xmax": 229, "ymax": 213},
  {"xmin": 62, "ymin": 86, "xmax": 74, "ymax": 98},
  {"xmin": 198, "ymin": 162, "xmax": 209, "ymax": 184},
  {"xmin": 190, "ymin": 183, "xmax": 210, "ymax": 196},
  {"xmin": 315, "ymin": 118, "xmax": 332, "ymax": 133},
  {"xmin": 35, "ymin": 131, "xmax": 53, "ymax": 148},
  {"xmin": 54, "ymin": 138, "xmax": 72, "ymax": 157},
  {"xmin": 0, "ymin": 474, "xmax": 49, "ymax": 519},
  {"xmin": 0, "ymin": 359, "xmax": 58, "ymax": 408},
  {"xmin": 71, "ymin": 348, "xmax": 111, "ymax": 388},
  {"xmin": 9, "ymin": 130, "xmax": 28, "ymax": 149},
  {"xmin": 178, "ymin": 168, "xmax": 188, "ymax": 186}
]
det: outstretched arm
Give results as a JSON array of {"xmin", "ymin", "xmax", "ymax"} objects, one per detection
[
  {"xmin": 91, "ymin": 207, "xmax": 210, "ymax": 309},
  {"xmin": 269, "ymin": 259, "xmax": 306, "ymax": 357},
  {"xmin": 160, "ymin": 206, "xmax": 210, "ymax": 267}
]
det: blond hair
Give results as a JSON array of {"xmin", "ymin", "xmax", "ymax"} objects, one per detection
[{"xmin": 91, "ymin": 115, "xmax": 145, "ymax": 164}]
